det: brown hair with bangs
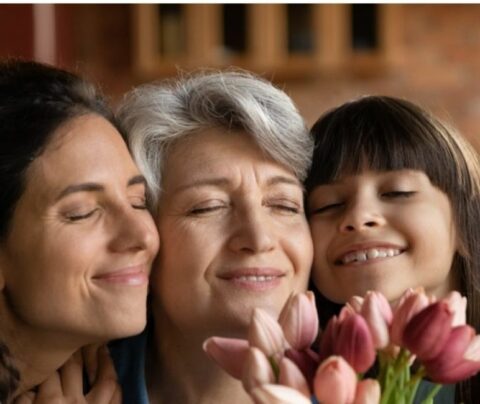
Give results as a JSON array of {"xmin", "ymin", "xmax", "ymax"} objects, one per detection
[{"xmin": 305, "ymin": 95, "xmax": 480, "ymax": 402}]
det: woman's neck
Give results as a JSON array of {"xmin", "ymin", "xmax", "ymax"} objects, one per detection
[
  {"xmin": 0, "ymin": 307, "xmax": 77, "ymax": 399},
  {"xmin": 147, "ymin": 315, "xmax": 250, "ymax": 404}
]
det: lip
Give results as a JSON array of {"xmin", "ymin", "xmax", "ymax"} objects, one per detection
[
  {"xmin": 217, "ymin": 267, "xmax": 285, "ymax": 291},
  {"xmin": 92, "ymin": 265, "xmax": 149, "ymax": 286},
  {"xmin": 334, "ymin": 242, "xmax": 406, "ymax": 266}
]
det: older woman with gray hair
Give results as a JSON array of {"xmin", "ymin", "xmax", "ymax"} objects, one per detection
[{"xmin": 110, "ymin": 70, "xmax": 314, "ymax": 404}]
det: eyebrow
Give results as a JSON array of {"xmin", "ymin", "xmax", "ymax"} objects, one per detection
[
  {"xmin": 55, "ymin": 175, "xmax": 147, "ymax": 201},
  {"xmin": 173, "ymin": 175, "xmax": 302, "ymax": 193}
]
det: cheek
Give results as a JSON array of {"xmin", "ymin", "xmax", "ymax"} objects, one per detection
[{"xmin": 281, "ymin": 222, "xmax": 314, "ymax": 283}]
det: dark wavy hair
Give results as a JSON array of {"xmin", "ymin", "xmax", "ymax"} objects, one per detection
[
  {"xmin": 0, "ymin": 59, "xmax": 118, "ymax": 400},
  {"xmin": 306, "ymin": 96, "xmax": 480, "ymax": 403}
]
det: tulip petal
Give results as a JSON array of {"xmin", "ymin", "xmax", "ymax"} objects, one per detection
[
  {"xmin": 443, "ymin": 291, "xmax": 467, "ymax": 327},
  {"xmin": 203, "ymin": 337, "xmax": 249, "ymax": 379},
  {"xmin": 250, "ymin": 384, "xmax": 311, "ymax": 404},
  {"xmin": 249, "ymin": 308, "xmax": 286, "ymax": 358},
  {"xmin": 278, "ymin": 356, "xmax": 311, "ymax": 398},
  {"xmin": 279, "ymin": 292, "xmax": 319, "ymax": 350},
  {"xmin": 314, "ymin": 356, "xmax": 357, "ymax": 404},
  {"xmin": 423, "ymin": 325, "xmax": 480, "ymax": 384},
  {"xmin": 391, "ymin": 290, "xmax": 430, "ymax": 346},
  {"xmin": 361, "ymin": 292, "xmax": 391, "ymax": 349},
  {"xmin": 242, "ymin": 347, "xmax": 275, "ymax": 393},
  {"xmin": 403, "ymin": 302, "xmax": 453, "ymax": 361},
  {"xmin": 284, "ymin": 348, "xmax": 320, "ymax": 387},
  {"xmin": 354, "ymin": 379, "xmax": 381, "ymax": 404}
]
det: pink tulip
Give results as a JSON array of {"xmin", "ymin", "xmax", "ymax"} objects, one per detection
[
  {"xmin": 278, "ymin": 292, "xmax": 319, "ymax": 350},
  {"xmin": 250, "ymin": 384, "xmax": 312, "ymax": 404},
  {"xmin": 423, "ymin": 325, "xmax": 480, "ymax": 384},
  {"xmin": 278, "ymin": 356, "xmax": 311, "ymax": 398},
  {"xmin": 390, "ymin": 288, "xmax": 430, "ymax": 346},
  {"xmin": 443, "ymin": 291, "xmax": 467, "ymax": 327},
  {"xmin": 320, "ymin": 308, "xmax": 376, "ymax": 373},
  {"xmin": 403, "ymin": 302, "xmax": 453, "ymax": 361},
  {"xmin": 242, "ymin": 347, "xmax": 275, "ymax": 393},
  {"xmin": 314, "ymin": 356, "xmax": 357, "ymax": 404},
  {"xmin": 203, "ymin": 337, "xmax": 249, "ymax": 379},
  {"xmin": 353, "ymin": 379, "xmax": 381, "ymax": 404},
  {"xmin": 284, "ymin": 348, "xmax": 320, "ymax": 387},
  {"xmin": 361, "ymin": 291, "xmax": 393, "ymax": 349},
  {"xmin": 249, "ymin": 308, "xmax": 286, "ymax": 360},
  {"xmin": 347, "ymin": 295, "xmax": 364, "ymax": 313}
]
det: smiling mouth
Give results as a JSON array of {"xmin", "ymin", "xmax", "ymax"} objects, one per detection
[
  {"xmin": 218, "ymin": 268, "xmax": 285, "ymax": 291},
  {"xmin": 336, "ymin": 248, "xmax": 404, "ymax": 265}
]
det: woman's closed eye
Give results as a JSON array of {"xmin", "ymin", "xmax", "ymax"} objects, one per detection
[
  {"xmin": 129, "ymin": 195, "xmax": 147, "ymax": 210},
  {"xmin": 188, "ymin": 200, "xmax": 228, "ymax": 216},
  {"xmin": 267, "ymin": 199, "xmax": 301, "ymax": 215},
  {"xmin": 65, "ymin": 208, "xmax": 99, "ymax": 222}
]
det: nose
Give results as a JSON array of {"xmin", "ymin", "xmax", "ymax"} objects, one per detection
[
  {"xmin": 228, "ymin": 206, "xmax": 276, "ymax": 254},
  {"xmin": 339, "ymin": 198, "xmax": 386, "ymax": 233},
  {"xmin": 109, "ymin": 206, "xmax": 159, "ymax": 254}
]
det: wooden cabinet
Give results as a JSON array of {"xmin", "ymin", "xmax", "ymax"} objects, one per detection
[{"xmin": 132, "ymin": 4, "xmax": 402, "ymax": 79}]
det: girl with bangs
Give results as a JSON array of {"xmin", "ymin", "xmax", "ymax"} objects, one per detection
[{"xmin": 305, "ymin": 96, "xmax": 480, "ymax": 403}]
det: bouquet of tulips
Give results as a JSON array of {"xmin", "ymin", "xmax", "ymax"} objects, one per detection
[{"xmin": 203, "ymin": 288, "xmax": 480, "ymax": 404}]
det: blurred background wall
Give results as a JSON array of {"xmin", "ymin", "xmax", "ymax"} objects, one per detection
[{"xmin": 1, "ymin": 4, "xmax": 480, "ymax": 148}]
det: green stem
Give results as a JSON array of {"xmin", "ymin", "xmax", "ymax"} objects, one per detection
[
  {"xmin": 380, "ymin": 348, "xmax": 413, "ymax": 404},
  {"xmin": 419, "ymin": 384, "xmax": 442, "ymax": 404}
]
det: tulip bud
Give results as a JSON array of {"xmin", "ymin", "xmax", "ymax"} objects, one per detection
[
  {"xmin": 320, "ymin": 310, "xmax": 375, "ymax": 374},
  {"xmin": 285, "ymin": 348, "xmax": 320, "ymax": 387},
  {"xmin": 443, "ymin": 291, "xmax": 467, "ymax": 327},
  {"xmin": 278, "ymin": 357, "xmax": 311, "ymax": 398},
  {"xmin": 347, "ymin": 295, "xmax": 364, "ymax": 313},
  {"xmin": 278, "ymin": 292, "xmax": 319, "ymax": 350},
  {"xmin": 361, "ymin": 291, "xmax": 393, "ymax": 349},
  {"xmin": 249, "ymin": 308, "xmax": 286, "ymax": 360},
  {"xmin": 353, "ymin": 379, "xmax": 381, "ymax": 404},
  {"xmin": 250, "ymin": 384, "xmax": 312, "ymax": 404},
  {"xmin": 242, "ymin": 347, "xmax": 275, "ymax": 393},
  {"xmin": 314, "ymin": 356, "xmax": 357, "ymax": 404},
  {"xmin": 336, "ymin": 311, "xmax": 376, "ymax": 373},
  {"xmin": 424, "ymin": 325, "xmax": 480, "ymax": 384},
  {"xmin": 390, "ymin": 289, "xmax": 430, "ymax": 345},
  {"xmin": 203, "ymin": 337, "xmax": 249, "ymax": 379},
  {"xmin": 403, "ymin": 302, "xmax": 453, "ymax": 361}
]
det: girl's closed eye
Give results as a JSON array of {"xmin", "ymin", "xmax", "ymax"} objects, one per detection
[
  {"xmin": 310, "ymin": 201, "xmax": 344, "ymax": 215},
  {"xmin": 381, "ymin": 190, "xmax": 417, "ymax": 199}
]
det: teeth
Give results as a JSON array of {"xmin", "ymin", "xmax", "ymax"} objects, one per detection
[
  {"xmin": 237, "ymin": 275, "xmax": 276, "ymax": 282},
  {"xmin": 341, "ymin": 248, "xmax": 401, "ymax": 264}
]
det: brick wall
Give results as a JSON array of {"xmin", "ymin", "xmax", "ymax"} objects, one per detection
[{"xmin": 287, "ymin": 4, "xmax": 480, "ymax": 149}]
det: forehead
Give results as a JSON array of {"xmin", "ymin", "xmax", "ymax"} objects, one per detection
[
  {"xmin": 163, "ymin": 128, "xmax": 299, "ymax": 187},
  {"xmin": 24, "ymin": 114, "xmax": 138, "ymax": 199}
]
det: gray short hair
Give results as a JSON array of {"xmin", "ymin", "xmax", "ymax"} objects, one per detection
[{"xmin": 117, "ymin": 70, "xmax": 313, "ymax": 209}]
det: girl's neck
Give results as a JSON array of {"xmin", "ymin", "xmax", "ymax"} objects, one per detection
[
  {"xmin": 0, "ymin": 306, "xmax": 78, "ymax": 400},
  {"xmin": 147, "ymin": 314, "xmax": 250, "ymax": 404}
]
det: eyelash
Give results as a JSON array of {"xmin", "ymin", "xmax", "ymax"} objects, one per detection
[
  {"xmin": 66, "ymin": 209, "xmax": 99, "ymax": 222},
  {"xmin": 311, "ymin": 202, "xmax": 343, "ymax": 215},
  {"xmin": 311, "ymin": 191, "xmax": 416, "ymax": 215},
  {"xmin": 381, "ymin": 191, "xmax": 416, "ymax": 198},
  {"xmin": 189, "ymin": 204, "xmax": 227, "ymax": 216},
  {"xmin": 268, "ymin": 203, "xmax": 300, "ymax": 214}
]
